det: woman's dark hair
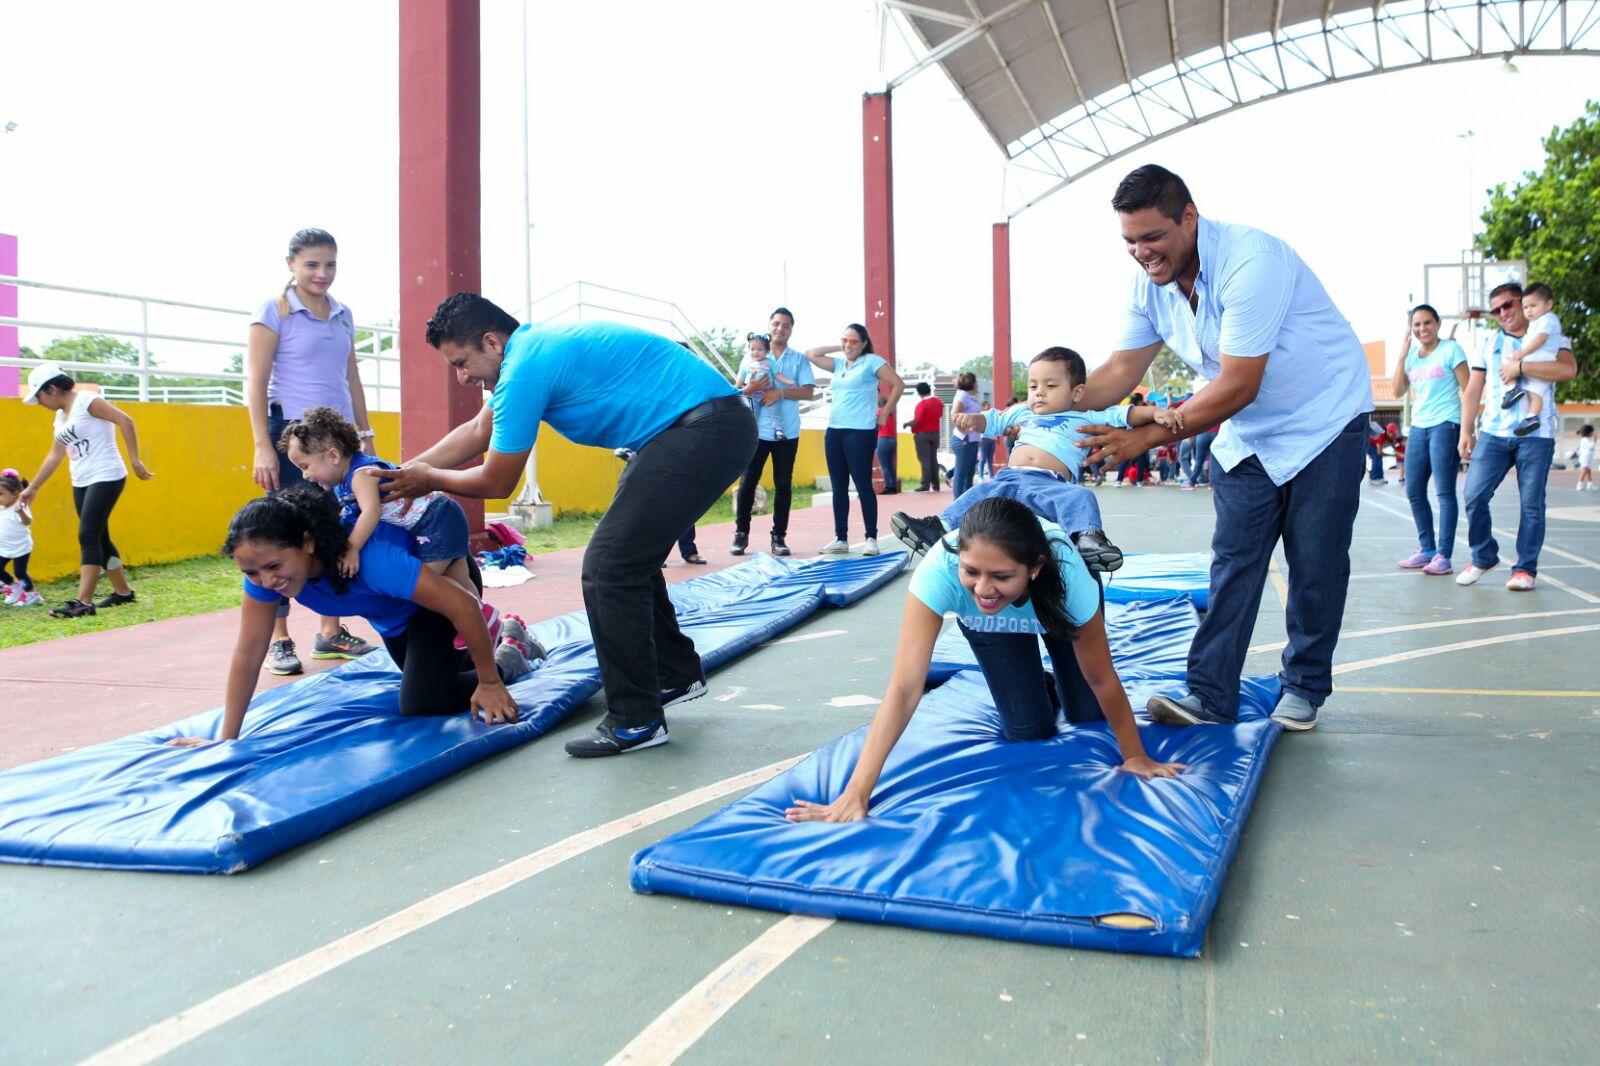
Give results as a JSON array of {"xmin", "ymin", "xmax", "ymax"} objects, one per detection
[
  {"xmin": 1029, "ymin": 346, "xmax": 1086, "ymax": 388},
  {"xmin": 956, "ymin": 371, "xmax": 977, "ymax": 393},
  {"xmin": 425, "ymin": 292, "xmax": 521, "ymax": 350},
  {"xmin": 1111, "ymin": 164, "xmax": 1194, "ymax": 224},
  {"xmin": 1579, "ymin": 423, "xmax": 1594, "ymax": 438},
  {"xmin": 948, "ymin": 496, "xmax": 1080, "ymax": 642},
  {"xmin": 276, "ymin": 405, "xmax": 361, "ymax": 459},
  {"xmin": 0, "ymin": 470, "xmax": 29, "ymax": 493},
  {"xmin": 1410, "ymin": 303, "xmax": 1441, "ymax": 323},
  {"xmin": 40, "ymin": 373, "xmax": 76, "ymax": 396},
  {"xmin": 844, "ymin": 322, "xmax": 874, "ymax": 355},
  {"xmin": 277, "ymin": 228, "xmax": 338, "ymax": 317},
  {"xmin": 222, "ymin": 483, "xmax": 351, "ymax": 593}
]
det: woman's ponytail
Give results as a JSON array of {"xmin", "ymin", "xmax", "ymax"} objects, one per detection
[{"xmin": 222, "ymin": 483, "xmax": 351, "ymax": 593}]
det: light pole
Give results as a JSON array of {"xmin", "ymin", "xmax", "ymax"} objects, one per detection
[{"xmin": 521, "ymin": 0, "xmax": 533, "ymax": 323}]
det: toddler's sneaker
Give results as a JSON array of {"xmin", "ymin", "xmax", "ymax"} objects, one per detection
[
  {"xmin": 1421, "ymin": 555, "xmax": 1453, "ymax": 576},
  {"xmin": 1500, "ymin": 386, "xmax": 1527, "ymax": 410},
  {"xmin": 861, "ymin": 538, "xmax": 881, "ymax": 556},
  {"xmin": 1505, "ymin": 570, "xmax": 1536, "ymax": 591},
  {"xmin": 1455, "ymin": 562, "xmax": 1497, "ymax": 586},
  {"xmin": 1512, "ymin": 416, "xmax": 1540, "ymax": 438},
  {"xmin": 1072, "ymin": 528, "xmax": 1125, "ymax": 573},
  {"xmin": 1397, "ymin": 549, "xmax": 1433, "ymax": 570},
  {"xmin": 890, "ymin": 513, "xmax": 946, "ymax": 557},
  {"xmin": 818, "ymin": 539, "xmax": 849, "ymax": 555}
]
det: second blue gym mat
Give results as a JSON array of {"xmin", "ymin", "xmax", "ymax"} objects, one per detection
[{"xmin": 0, "ymin": 551, "xmax": 907, "ymax": 874}]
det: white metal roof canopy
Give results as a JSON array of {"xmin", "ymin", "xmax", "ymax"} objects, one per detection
[{"xmin": 884, "ymin": 0, "xmax": 1600, "ymax": 214}]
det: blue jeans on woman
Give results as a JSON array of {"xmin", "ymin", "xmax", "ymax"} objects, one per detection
[
  {"xmin": 978, "ymin": 438, "xmax": 996, "ymax": 479},
  {"xmin": 1405, "ymin": 421, "xmax": 1461, "ymax": 559},
  {"xmin": 1191, "ymin": 430, "xmax": 1217, "ymax": 485},
  {"xmin": 951, "ymin": 438, "xmax": 979, "ymax": 499},
  {"xmin": 875, "ymin": 435, "xmax": 899, "ymax": 493},
  {"xmin": 825, "ymin": 427, "xmax": 879, "ymax": 540}
]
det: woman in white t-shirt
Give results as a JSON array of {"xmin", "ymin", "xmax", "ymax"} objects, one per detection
[
  {"xmin": 19, "ymin": 363, "xmax": 155, "ymax": 618},
  {"xmin": 787, "ymin": 496, "xmax": 1182, "ymax": 825}
]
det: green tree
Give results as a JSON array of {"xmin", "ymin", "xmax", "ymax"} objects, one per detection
[
  {"xmin": 956, "ymin": 353, "xmax": 1027, "ymax": 405},
  {"xmin": 685, "ymin": 326, "xmax": 744, "ymax": 381},
  {"xmin": 1142, "ymin": 345, "xmax": 1196, "ymax": 396},
  {"xmin": 1478, "ymin": 99, "xmax": 1600, "ymax": 402},
  {"xmin": 18, "ymin": 334, "xmax": 143, "ymax": 389}
]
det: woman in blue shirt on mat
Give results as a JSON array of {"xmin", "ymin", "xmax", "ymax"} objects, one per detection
[
  {"xmin": 169, "ymin": 485, "xmax": 538, "ymax": 747},
  {"xmin": 787, "ymin": 496, "xmax": 1183, "ymax": 823}
]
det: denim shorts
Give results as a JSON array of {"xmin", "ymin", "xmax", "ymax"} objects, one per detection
[{"xmin": 406, "ymin": 497, "xmax": 470, "ymax": 564}]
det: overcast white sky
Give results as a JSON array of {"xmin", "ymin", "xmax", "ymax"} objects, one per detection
[{"xmin": 2, "ymin": 1, "xmax": 1596, "ymax": 376}]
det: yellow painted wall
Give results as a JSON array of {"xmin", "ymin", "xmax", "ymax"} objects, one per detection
[{"xmin": 0, "ymin": 396, "xmax": 929, "ymax": 579}]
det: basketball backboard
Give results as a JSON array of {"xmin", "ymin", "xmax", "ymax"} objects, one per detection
[{"xmin": 1423, "ymin": 252, "xmax": 1527, "ymax": 320}]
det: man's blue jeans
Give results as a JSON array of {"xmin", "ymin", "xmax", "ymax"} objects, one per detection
[
  {"xmin": 1463, "ymin": 432, "xmax": 1555, "ymax": 575},
  {"xmin": 1192, "ymin": 430, "xmax": 1217, "ymax": 484},
  {"xmin": 1188, "ymin": 414, "xmax": 1366, "ymax": 719},
  {"xmin": 1404, "ymin": 421, "xmax": 1461, "ymax": 558},
  {"xmin": 1366, "ymin": 439, "xmax": 1385, "ymax": 481}
]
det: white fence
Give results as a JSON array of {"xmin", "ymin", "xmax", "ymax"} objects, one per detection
[{"xmin": 0, "ymin": 277, "xmax": 401, "ymax": 409}]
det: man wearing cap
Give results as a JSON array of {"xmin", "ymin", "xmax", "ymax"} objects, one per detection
[
  {"xmin": 375, "ymin": 293, "xmax": 756, "ymax": 758},
  {"xmin": 1077, "ymin": 164, "xmax": 1372, "ymax": 734}
]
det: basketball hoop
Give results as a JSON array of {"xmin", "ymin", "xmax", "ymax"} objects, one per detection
[{"xmin": 1464, "ymin": 309, "xmax": 1485, "ymax": 321}]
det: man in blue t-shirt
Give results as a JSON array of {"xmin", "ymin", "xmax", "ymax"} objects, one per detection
[{"xmin": 377, "ymin": 293, "xmax": 756, "ymax": 757}]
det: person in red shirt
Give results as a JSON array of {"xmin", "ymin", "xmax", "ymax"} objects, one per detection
[{"xmin": 904, "ymin": 382, "xmax": 945, "ymax": 491}]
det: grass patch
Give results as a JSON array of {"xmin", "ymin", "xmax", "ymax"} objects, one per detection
[{"xmin": 0, "ymin": 487, "xmax": 820, "ymax": 650}]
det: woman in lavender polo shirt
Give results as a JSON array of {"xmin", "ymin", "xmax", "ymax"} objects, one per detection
[{"xmin": 245, "ymin": 227, "xmax": 378, "ymax": 676}]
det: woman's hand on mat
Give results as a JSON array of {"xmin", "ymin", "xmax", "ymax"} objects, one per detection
[
  {"xmin": 166, "ymin": 736, "xmax": 215, "ymax": 748},
  {"xmin": 339, "ymin": 544, "xmax": 362, "ymax": 579},
  {"xmin": 252, "ymin": 444, "xmax": 280, "ymax": 492},
  {"xmin": 471, "ymin": 681, "xmax": 521, "ymax": 726},
  {"xmin": 131, "ymin": 459, "xmax": 154, "ymax": 481},
  {"xmin": 376, "ymin": 462, "xmax": 435, "ymax": 503},
  {"xmin": 1118, "ymin": 754, "xmax": 1185, "ymax": 780},
  {"xmin": 785, "ymin": 793, "xmax": 869, "ymax": 823}
]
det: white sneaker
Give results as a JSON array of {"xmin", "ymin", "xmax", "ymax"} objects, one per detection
[
  {"xmin": 1455, "ymin": 563, "xmax": 1496, "ymax": 586},
  {"xmin": 1505, "ymin": 570, "xmax": 1536, "ymax": 591},
  {"xmin": 0, "ymin": 584, "xmax": 14, "ymax": 605},
  {"xmin": 11, "ymin": 589, "xmax": 42, "ymax": 607},
  {"xmin": 861, "ymin": 538, "xmax": 881, "ymax": 556},
  {"xmin": 3, "ymin": 585, "xmax": 25, "ymax": 607},
  {"xmin": 818, "ymin": 539, "xmax": 850, "ymax": 555}
]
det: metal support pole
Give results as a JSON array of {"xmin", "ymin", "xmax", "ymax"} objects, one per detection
[
  {"xmin": 399, "ymin": 0, "xmax": 484, "ymax": 533},
  {"xmin": 138, "ymin": 300, "xmax": 150, "ymax": 402},
  {"xmin": 862, "ymin": 91, "xmax": 896, "ymax": 368},
  {"xmin": 991, "ymin": 221, "xmax": 1011, "ymax": 466}
]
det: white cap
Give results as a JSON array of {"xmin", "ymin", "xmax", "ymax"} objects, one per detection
[{"xmin": 22, "ymin": 362, "xmax": 66, "ymax": 405}]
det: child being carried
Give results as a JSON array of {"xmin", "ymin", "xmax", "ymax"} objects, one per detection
[
  {"xmin": 279, "ymin": 407, "xmax": 500, "ymax": 649},
  {"xmin": 890, "ymin": 346, "xmax": 1178, "ymax": 572},
  {"xmin": 1501, "ymin": 282, "xmax": 1568, "ymax": 438}
]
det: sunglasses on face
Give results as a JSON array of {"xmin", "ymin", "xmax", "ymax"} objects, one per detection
[{"xmin": 1491, "ymin": 300, "xmax": 1518, "ymax": 315}]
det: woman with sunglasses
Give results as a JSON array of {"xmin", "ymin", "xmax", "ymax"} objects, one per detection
[{"xmin": 804, "ymin": 323, "xmax": 905, "ymax": 555}]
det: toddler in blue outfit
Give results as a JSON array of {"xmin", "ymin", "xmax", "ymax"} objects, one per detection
[
  {"xmin": 891, "ymin": 347, "xmax": 1178, "ymax": 572},
  {"xmin": 279, "ymin": 407, "xmax": 498, "ymax": 647}
]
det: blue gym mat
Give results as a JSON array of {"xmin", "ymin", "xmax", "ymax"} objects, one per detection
[
  {"xmin": 631, "ymin": 669, "xmax": 1282, "ymax": 957},
  {"xmin": 1105, "ymin": 551, "xmax": 1212, "ymax": 610},
  {"xmin": 927, "ymin": 593, "xmax": 1198, "ymax": 684},
  {"xmin": 0, "ymin": 551, "xmax": 908, "ymax": 874}
]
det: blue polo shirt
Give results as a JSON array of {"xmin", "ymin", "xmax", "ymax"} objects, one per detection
[
  {"xmin": 738, "ymin": 347, "xmax": 816, "ymax": 442},
  {"xmin": 827, "ymin": 354, "xmax": 887, "ymax": 430},
  {"xmin": 488, "ymin": 322, "xmax": 736, "ymax": 454},
  {"xmin": 243, "ymin": 523, "xmax": 422, "ymax": 638},
  {"xmin": 1403, "ymin": 339, "xmax": 1467, "ymax": 429},
  {"xmin": 1115, "ymin": 217, "xmax": 1373, "ymax": 485}
]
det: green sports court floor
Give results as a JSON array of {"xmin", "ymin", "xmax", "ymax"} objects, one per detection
[{"xmin": 3, "ymin": 478, "xmax": 1598, "ymax": 1064}]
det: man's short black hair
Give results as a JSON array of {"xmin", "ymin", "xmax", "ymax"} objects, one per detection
[
  {"xmin": 915, "ymin": 381, "xmax": 931, "ymax": 396},
  {"xmin": 770, "ymin": 306, "xmax": 794, "ymax": 324},
  {"xmin": 425, "ymin": 292, "xmax": 521, "ymax": 349},
  {"xmin": 1029, "ymin": 346, "xmax": 1087, "ymax": 389},
  {"xmin": 1488, "ymin": 282, "xmax": 1524, "ymax": 305},
  {"xmin": 1111, "ymin": 164, "xmax": 1194, "ymax": 224}
]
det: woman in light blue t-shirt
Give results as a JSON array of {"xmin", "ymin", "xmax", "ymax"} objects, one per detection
[
  {"xmin": 803, "ymin": 323, "xmax": 905, "ymax": 556},
  {"xmin": 1390, "ymin": 303, "xmax": 1469, "ymax": 575},
  {"xmin": 787, "ymin": 497, "xmax": 1182, "ymax": 824}
]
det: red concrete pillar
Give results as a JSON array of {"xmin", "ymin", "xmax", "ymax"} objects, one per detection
[
  {"xmin": 399, "ymin": 0, "xmax": 483, "ymax": 529},
  {"xmin": 992, "ymin": 221, "xmax": 1011, "ymax": 466},
  {"xmin": 862, "ymin": 92, "xmax": 895, "ymax": 368}
]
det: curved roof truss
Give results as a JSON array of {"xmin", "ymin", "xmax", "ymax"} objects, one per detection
[{"xmin": 882, "ymin": 0, "xmax": 1600, "ymax": 216}]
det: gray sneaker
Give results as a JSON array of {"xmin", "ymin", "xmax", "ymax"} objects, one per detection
[
  {"xmin": 499, "ymin": 615, "xmax": 546, "ymax": 663},
  {"xmin": 1270, "ymin": 692, "xmax": 1319, "ymax": 731},
  {"xmin": 1145, "ymin": 693, "xmax": 1229, "ymax": 726},
  {"xmin": 265, "ymin": 638, "xmax": 303, "ymax": 676},
  {"xmin": 495, "ymin": 639, "xmax": 534, "ymax": 685},
  {"xmin": 312, "ymin": 626, "xmax": 378, "ymax": 660}
]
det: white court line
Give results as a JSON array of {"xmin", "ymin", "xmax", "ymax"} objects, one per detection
[
  {"xmin": 763, "ymin": 628, "xmax": 848, "ymax": 647},
  {"xmin": 1329, "ymin": 623, "xmax": 1600, "ymax": 676},
  {"xmin": 1363, "ymin": 495, "xmax": 1600, "ymax": 590},
  {"xmin": 1246, "ymin": 607, "xmax": 1600, "ymax": 655},
  {"xmin": 82, "ymin": 755, "xmax": 807, "ymax": 1066},
  {"xmin": 1538, "ymin": 573, "xmax": 1600, "ymax": 604},
  {"xmin": 604, "ymin": 915, "xmax": 835, "ymax": 1066}
]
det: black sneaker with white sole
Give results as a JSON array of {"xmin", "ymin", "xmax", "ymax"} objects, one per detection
[
  {"xmin": 1071, "ymin": 528, "xmax": 1124, "ymax": 573},
  {"xmin": 730, "ymin": 531, "xmax": 748, "ymax": 556},
  {"xmin": 1500, "ymin": 386, "xmax": 1527, "ymax": 410},
  {"xmin": 890, "ymin": 512, "xmax": 946, "ymax": 556},
  {"xmin": 564, "ymin": 718, "xmax": 669, "ymax": 757},
  {"xmin": 661, "ymin": 671, "xmax": 708, "ymax": 709}
]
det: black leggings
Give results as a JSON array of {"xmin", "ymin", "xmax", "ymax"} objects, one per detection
[
  {"xmin": 379, "ymin": 560, "xmax": 486, "ymax": 717},
  {"xmin": 72, "ymin": 478, "xmax": 126, "ymax": 569},
  {"xmin": 0, "ymin": 553, "xmax": 32, "ymax": 590}
]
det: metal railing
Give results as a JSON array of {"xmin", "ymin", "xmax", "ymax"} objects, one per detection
[
  {"xmin": 529, "ymin": 279, "xmax": 738, "ymax": 381},
  {"xmin": 0, "ymin": 276, "xmax": 401, "ymax": 409}
]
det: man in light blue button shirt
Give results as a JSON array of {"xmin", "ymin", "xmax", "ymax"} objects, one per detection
[
  {"xmin": 731, "ymin": 308, "xmax": 816, "ymax": 556},
  {"xmin": 1077, "ymin": 165, "xmax": 1372, "ymax": 733}
]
